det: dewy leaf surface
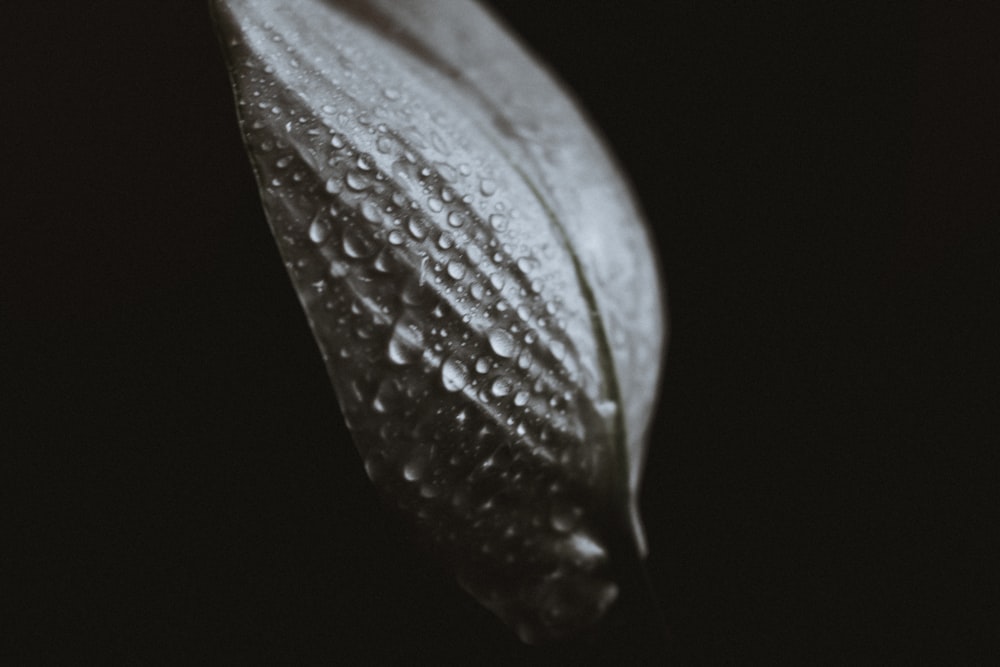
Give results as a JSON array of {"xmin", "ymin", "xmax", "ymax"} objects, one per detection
[{"xmin": 211, "ymin": 0, "xmax": 667, "ymax": 643}]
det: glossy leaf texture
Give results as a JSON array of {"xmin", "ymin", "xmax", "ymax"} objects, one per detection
[{"xmin": 211, "ymin": 0, "xmax": 666, "ymax": 643}]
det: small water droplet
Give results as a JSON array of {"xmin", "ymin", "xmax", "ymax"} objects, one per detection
[
  {"xmin": 474, "ymin": 357, "xmax": 491, "ymax": 374},
  {"xmin": 427, "ymin": 197, "xmax": 443, "ymax": 213},
  {"xmin": 383, "ymin": 87, "xmax": 401, "ymax": 101},
  {"xmin": 514, "ymin": 390, "xmax": 530, "ymax": 407},
  {"xmin": 489, "ymin": 214, "xmax": 507, "ymax": 231},
  {"xmin": 516, "ymin": 257, "xmax": 538, "ymax": 274},
  {"xmin": 446, "ymin": 210, "xmax": 466, "ymax": 228},
  {"xmin": 446, "ymin": 261, "xmax": 466, "ymax": 280},
  {"xmin": 387, "ymin": 229, "xmax": 405, "ymax": 245},
  {"xmin": 331, "ymin": 133, "xmax": 346, "ymax": 149},
  {"xmin": 550, "ymin": 500, "xmax": 582, "ymax": 533},
  {"xmin": 356, "ymin": 153, "xmax": 374, "ymax": 171},
  {"xmin": 480, "ymin": 178, "xmax": 497, "ymax": 197}
]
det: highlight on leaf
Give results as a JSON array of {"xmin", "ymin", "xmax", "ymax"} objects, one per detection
[{"xmin": 211, "ymin": 0, "xmax": 666, "ymax": 643}]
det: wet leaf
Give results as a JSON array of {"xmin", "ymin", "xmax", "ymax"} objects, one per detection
[{"xmin": 211, "ymin": 0, "xmax": 666, "ymax": 643}]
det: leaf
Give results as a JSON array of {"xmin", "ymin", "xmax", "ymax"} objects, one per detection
[{"xmin": 211, "ymin": 0, "xmax": 666, "ymax": 643}]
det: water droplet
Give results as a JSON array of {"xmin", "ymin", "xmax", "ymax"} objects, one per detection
[
  {"xmin": 437, "ymin": 232, "xmax": 454, "ymax": 250},
  {"xmin": 568, "ymin": 532, "xmax": 606, "ymax": 561},
  {"xmin": 324, "ymin": 176, "xmax": 341, "ymax": 194},
  {"xmin": 514, "ymin": 390, "xmax": 530, "ymax": 407},
  {"xmin": 331, "ymin": 133, "xmax": 346, "ymax": 149},
  {"xmin": 403, "ymin": 457, "xmax": 426, "ymax": 482},
  {"xmin": 372, "ymin": 249, "xmax": 396, "ymax": 273},
  {"xmin": 446, "ymin": 261, "xmax": 466, "ymax": 280},
  {"xmin": 550, "ymin": 500, "xmax": 582, "ymax": 532},
  {"xmin": 488, "ymin": 330, "xmax": 516, "ymax": 358},
  {"xmin": 441, "ymin": 357, "xmax": 470, "ymax": 392},
  {"xmin": 275, "ymin": 156, "xmax": 292, "ymax": 168},
  {"xmin": 427, "ymin": 197, "xmax": 443, "ymax": 213},
  {"xmin": 356, "ymin": 153, "xmax": 374, "ymax": 171},
  {"xmin": 406, "ymin": 217, "xmax": 427, "ymax": 240},
  {"xmin": 342, "ymin": 228, "xmax": 376, "ymax": 258},
  {"xmin": 345, "ymin": 171, "xmax": 370, "ymax": 191},
  {"xmin": 361, "ymin": 200, "xmax": 381, "ymax": 223},
  {"xmin": 480, "ymin": 178, "xmax": 497, "ymax": 196},
  {"xmin": 447, "ymin": 210, "xmax": 466, "ymax": 228},
  {"xmin": 489, "ymin": 214, "xmax": 507, "ymax": 231},
  {"xmin": 383, "ymin": 87, "xmax": 401, "ymax": 101},
  {"xmin": 387, "ymin": 229, "xmax": 405, "ymax": 246},
  {"xmin": 516, "ymin": 256, "xmax": 538, "ymax": 274},
  {"xmin": 490, "ymin": 376, "xmax": 513, "ymax": 397},
  {"xmin": 474, "ymin": 357, "xmax": 491, "ymax": 374},
  {"xmin": 387, "ymin": 316, "xmax": 424, "ymax": 365},
  {"xmin": 309, "ymin": 218, "xmax": 330, "ymax": 244},
  {"xmin": 372, "ymin": 378, "xmax": 400, "ymax": 414}
]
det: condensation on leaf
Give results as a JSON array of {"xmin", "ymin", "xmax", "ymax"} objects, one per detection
[{"xmin": 211, "ymin": 0, "xmax": 666, "ymax": 644}]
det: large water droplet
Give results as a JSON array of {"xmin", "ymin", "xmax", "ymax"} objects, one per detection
[
  {"xmin": 345, "ymin": 171, "xmax": 370, "ymax": 191},
  {"xmin": 441, "ymin": 357, "xmax": 470, "ymax": 392},
  {"xmin": 342, "ymin": 228, "xmax": 376, "ymax": 258},
  {"xmin": 488, "ymin": 330, "xmax": 516, "ymax": 358},
  {"xmin": 407, "ymin": 217, "xmax": 427, "ymax": 240},
  {"xmin": 490, "ymin": 376, "xmax": 514, "ymax": 397},
  {"xmin": 403, "ymin": 457, "xmax": 426, "ymax": 482},
  {"xmin": 308, "ymin": 217, "xmax": 330, "ymax": 244},
  {"xmin": 387, "ymin": 316, "xmax": 424, "ymax": 365}
]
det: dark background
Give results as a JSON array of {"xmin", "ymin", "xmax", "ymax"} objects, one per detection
[{"xmin": 6, "ymin": 1, "xmax": 996, "ymax": 663}]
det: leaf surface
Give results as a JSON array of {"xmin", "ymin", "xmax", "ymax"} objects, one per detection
[{"xmin": 212, "ymin": 0, "xmax": 666, "ymax": 642}]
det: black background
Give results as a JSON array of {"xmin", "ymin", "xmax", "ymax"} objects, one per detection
[{"xmin": 6, "ymin": 1, "xmax": 996, "ymax": 664}]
